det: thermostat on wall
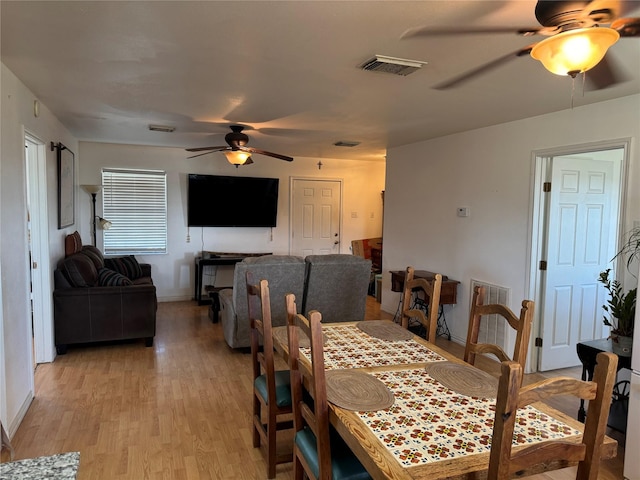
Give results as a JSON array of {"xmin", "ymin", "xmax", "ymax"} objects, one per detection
[{"xmin": 457, "ymin": 207, "xmax": 470, "ymax": 217}]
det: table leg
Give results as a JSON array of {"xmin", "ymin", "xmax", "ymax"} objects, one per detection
[
  {"xmin": 578, "ymin": 364, "xmax": 588, "ymax": 422},
  {"xmin": 210, "ymin": 291, "xmax": 221, "ymax": 323}
]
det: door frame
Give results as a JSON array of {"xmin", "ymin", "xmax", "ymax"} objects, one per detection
[
  {"xmin": 25, "ymin": 130, "xmax": 54, "ymax": 364},
  {"xmin": 527, "ymin": 138, "xmax": 631, "ymax": 372},
  {"xmin": 289, "ymin": 176, "xmax": 343, "ymax": 255}
]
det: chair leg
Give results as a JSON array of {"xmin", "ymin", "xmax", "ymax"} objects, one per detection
[
  {"xmin": 252, "ymin": 394, "xmax": 261, "ymax": 448},
  {"xmin": 266, "ymin": 409, "xmax": 277, "ymax": 478}
]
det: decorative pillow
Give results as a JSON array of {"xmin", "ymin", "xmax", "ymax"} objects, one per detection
[
  {"xmin": 59, "ymin": 253, "xmax": 98, "ymax": 287},
  {"xmin": 97, "ymin": 268, "xmax": 133, "ymax": 287},
  {"xmin": 81, "ymin": 245, "xmax": 105, "ymax": 270},
  {"xmin": 64, "ymin": 231, "xmax": 83, "ymax": 257},
  {"xmin": 104, "ymin": 255, "xmax": 143, "ymax": 280}
]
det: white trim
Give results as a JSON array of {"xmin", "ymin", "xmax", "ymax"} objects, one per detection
[
  {"xmin": 527, "ymin": 138, "xmax": 630, "ymax": 372},
  {"xmin": 7, "ymin": 390, "xmax": 34, "ymax": 438}
]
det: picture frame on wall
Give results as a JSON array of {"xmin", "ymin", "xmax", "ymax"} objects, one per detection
[{"xmin": 54, "ymin": 142, "xmax": 75, "ymax": 229}]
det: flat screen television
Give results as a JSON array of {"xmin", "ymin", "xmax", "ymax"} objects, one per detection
[{"xmin": 187, "ymin": 174, "xmax": 279, "ymax": 227}]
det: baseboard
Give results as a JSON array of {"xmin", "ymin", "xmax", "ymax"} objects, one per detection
[
  {"xmin": 8, "ymin": 390, "xmax": 33, "ymax": 438},
  {"xmin": 157, "ymin": 295, "xmax": 192, "ymax": 303}
]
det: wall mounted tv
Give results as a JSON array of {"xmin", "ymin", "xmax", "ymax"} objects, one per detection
[{"xmin": 188, "ymin": 174, "xmax": 279, "ymax": 227}]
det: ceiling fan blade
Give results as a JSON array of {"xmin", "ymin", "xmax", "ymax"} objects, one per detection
[
  {"xmin": 432, "ymin": 44, "xmax": 535, "ymax": 90},
  {"xmin": 401, "ymin": 25, "xmax": 544, "ymax": 39},
  {"xmin": 241, "ymin": 146, "xmax": 293, "ymax": 162},
  {"xmin": 611, "ymin": 17, "xmax": 640, "ymax": 36},
  {"xmin": 187, "ymin": 151, "xmax": 219, "ymax": 159},
  {"xmin": 185, "ymin": 145, "xmax": 228, "ymax": 153},
  {"xmin": 586, "ymin": 55, "xmax": 628, "ymax": 89}
]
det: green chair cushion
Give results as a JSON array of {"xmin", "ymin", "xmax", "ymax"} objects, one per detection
[
  {"xmin": 254, "ymin": 370, "xmax": 292, "ymax": 408},
  {"xmin": 295, "ymin": 426, "xmax": 371, "ymax": 479}
]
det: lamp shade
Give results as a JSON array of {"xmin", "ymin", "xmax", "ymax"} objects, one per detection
[
  {"xmin": 81, "ymin": 184, "xmax": 103, "ymax": 195},
  {"xmin": 98, "ymin": 217, "xmax": 112, "ymax": 230},
  {"xmin": 223, "ymin": 150, "xmax": 251, "ymax": 165},
  {"xmin": 530, "ymin": 27, "xmax": 619, "ymax": 76}
]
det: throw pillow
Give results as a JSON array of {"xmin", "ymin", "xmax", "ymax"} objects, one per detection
[
  {"xmin": 81, "ymin": 245, "xmax": 105, "ymax": 270},
  {"xmin": 60, "ymin": 253, "xmax": 98, "ymax": 287},
  {"xmin": 104, "ymin": 255, "xmax": 143, "ymax": 280},
  {"xmin": 97, "ymin": 268, "xmax": 133, "ymax": 287},
  {"xmin": 64, "ymin": 231, "xmax": 83, "ymax": 257}
]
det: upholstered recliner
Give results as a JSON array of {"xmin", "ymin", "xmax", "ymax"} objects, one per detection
[
  {"xmin": 219, "ymin": 253, "xmax": 373, "ymax": 349},
  {"xmin": 219, "ymin": 255, "xmax": 306, "ymax": 349},
  {"xmin": 302, "ymin": 254, "xmax": 372, "ymax": 323},
  {"xmin": 53, "ymin": 232, "xmax": 157, "ymax": 354}
]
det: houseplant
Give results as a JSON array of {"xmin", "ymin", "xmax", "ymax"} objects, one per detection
[{"xmin": 599, "ymin": 268, "xmax": 635, "ymax": 357}]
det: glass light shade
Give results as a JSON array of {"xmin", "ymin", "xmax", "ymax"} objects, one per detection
[
  {"xmin": 530, "ymin": 27, "xmax": 619, "ymax": 76},
  {"xmin": 223, "ymin": 150, "xmax": 251, "ymax": 165},
  {"xmin": 98, "ymin": 217, "xmax": 112, "ymax": 230}
]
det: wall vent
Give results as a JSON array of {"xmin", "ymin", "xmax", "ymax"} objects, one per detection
[
  {"xmin": 148, "ymin": 124, "xmax": 176, "ymax": 133},
  {"xmin": 359, "ymin": 55, "xmax": 427, "ymax": 76},
  {"xmin": 470, "ymin": 279, "xmax": 511, "ymax": 354}
]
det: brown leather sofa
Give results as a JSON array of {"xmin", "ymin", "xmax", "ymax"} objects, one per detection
[{"xmin": 53, "ymin": 233, "xmax": 157, "ymax": 354}]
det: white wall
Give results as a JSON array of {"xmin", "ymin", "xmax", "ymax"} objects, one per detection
[
  {"xmin": 1, "ymin": 63, "xmax": 79, "ymax": 436},
  {"xmin": 382, "ymin": 94, "xmax": 640, "ymax": 355},
  {"xmin": 79, "ymin": 142, "xmax": 386, "ymax": 301}
]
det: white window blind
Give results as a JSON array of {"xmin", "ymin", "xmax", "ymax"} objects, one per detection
[{"xmin": 102, "ymin": 168, "xmax": 167, "ymax": 255}]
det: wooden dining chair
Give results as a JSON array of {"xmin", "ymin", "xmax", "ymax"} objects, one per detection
[
  {"xmin": 464, "ymin": 285, "xmax": 534, "ymax": 373},
  {"xmin": 400, "ymin": 266, "xmax": 442, "ymax": 342},
  {"xmin": 247, "ymin": 272, "xmax": 293, "ymax": 478},
  {"xmin": 284, "ymin": 293, "xmax": 372, "ymax": 480},
  {"xmin": 489, "ymin": 352, "xmax": 618, "ymax": 480}
]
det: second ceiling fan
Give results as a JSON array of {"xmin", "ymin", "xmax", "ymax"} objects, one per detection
[
  {"xmin": 403, "ymin": 0, "xmax": 640, "ymax": 89},
  {"xmin": 186, "ymin": 125, "xmax": 294, "ymax": 166}
]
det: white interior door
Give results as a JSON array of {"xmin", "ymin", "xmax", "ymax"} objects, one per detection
[
  {"xmin": 290, "ymin": 178, "xmax": 341, "ymax": 257},
  {"xmin": 539, "ymin": 149, "xmax": 622, "ymax": 371}
]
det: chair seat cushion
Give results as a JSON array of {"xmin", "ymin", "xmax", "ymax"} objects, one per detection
[
  {"xmin": 254, "ymin": 370, "xmax": 292, "ymax": 408},
  {"xmin": 295, "ymin": 426, "xmax": 371, "ymax": 480}
]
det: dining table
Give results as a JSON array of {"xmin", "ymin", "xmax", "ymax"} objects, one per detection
[{"xmin": 271, "ymin": 319, "xmax": 618, "ymax": 480}]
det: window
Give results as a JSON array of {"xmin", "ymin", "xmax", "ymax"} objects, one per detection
[{"xmin": 102, "ymin": 168, "xmax": 167, "ymax": 255}]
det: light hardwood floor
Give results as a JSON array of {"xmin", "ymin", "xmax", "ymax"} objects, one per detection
[{"xmin": 3, "ymin": 298, "xmax": 625, "ymax": 479}]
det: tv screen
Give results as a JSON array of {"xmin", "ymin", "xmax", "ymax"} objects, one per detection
[{"xmin": 188, "ymin": 174, "xmax": 279, "ymax": 227}]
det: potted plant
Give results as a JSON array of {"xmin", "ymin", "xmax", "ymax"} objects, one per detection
[{"xmin": 598, "ymin": 268, "xmax": 635, "ymax": 357}]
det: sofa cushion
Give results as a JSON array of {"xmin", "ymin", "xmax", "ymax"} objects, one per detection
[
  {"xmin": 97, "ymin": 268, "xmax": 133, "ymax": 287},
  {"xmin": 59, "ymin": 253, "xmax": 98, "ymax": 287},
  {"xmin": 81, "ymin": 245, "xmax": 105, "ymax": 270},
  {"xmin": 105, "ymin": 255, "xmax": 143, "ymax": 280},
  {"xmin": 64, "ymin": 231, "xmax": 83, "ymax": 257}
]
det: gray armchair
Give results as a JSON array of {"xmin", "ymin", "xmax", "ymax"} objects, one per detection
[
  {"xmin": 218, "ymin": 255, "xmax": 306, "ymax": 349},
  {"xmin": 302, "ymin": 254, "xmax": 372, "ymax": 323}
]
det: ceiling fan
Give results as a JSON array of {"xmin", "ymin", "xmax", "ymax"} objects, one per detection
[
  {"xmin": 186, "ymin": 125, "xmax": 294, "ymax": 166},
  {"xmin": 403, "ymin": 0, "xmax": 640, "ymax": 89}
]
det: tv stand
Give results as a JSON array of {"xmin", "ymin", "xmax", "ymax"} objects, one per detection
[{"xmin": 194, "ymin": 252, "xmax": 272, "ymax": 316}]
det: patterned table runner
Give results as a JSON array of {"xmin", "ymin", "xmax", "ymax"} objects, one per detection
[
  {"xmin": 358, "ymin": 368, "xmax": 580, "ymax": 467},
  {"xmin": 300, "ymin": 324, "xmax": 447, "ymax": 369},
  {"xmin": 0, "ymin": 451, "xmax": 80, "ymax": 479}
]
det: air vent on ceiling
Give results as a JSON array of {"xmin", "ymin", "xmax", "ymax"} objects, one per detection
[
  {"xmin": 334, "ymin": 140, "xmax": 361, "ymax": 148},
  {"xmin": 148, "ymin": 124, "xmax": 175, "ymax": 133},
  {"xmin": 359, "ymin": 55, "xmax": 427, "ymax": 76}
]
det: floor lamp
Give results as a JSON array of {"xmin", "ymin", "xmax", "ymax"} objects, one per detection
[{"xmin": 81, "ymin": 185, "xmax": 102, "ymax": 246}]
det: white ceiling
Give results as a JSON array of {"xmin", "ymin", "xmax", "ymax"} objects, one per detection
[{"xmin": 2, "ymin": 1, "xmax": 639, "ymax": 163}]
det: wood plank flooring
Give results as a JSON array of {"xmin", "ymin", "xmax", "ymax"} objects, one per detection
[{"xmin": 3, "ymin": 298, "xmax": 626, "ymax": 479}]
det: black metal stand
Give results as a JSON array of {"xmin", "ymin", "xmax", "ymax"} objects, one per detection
[
  {"xmin": 90, "ymin": 192, "xmax": 97, "ymax": 246},
  {"xmin": 393, "ymin": 294, "xmax": 451, "ymax": 340}
]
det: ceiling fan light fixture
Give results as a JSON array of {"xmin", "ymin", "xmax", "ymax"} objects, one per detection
[
  {"xmin": 223, "ymin": 150, "xmax": 251, "ymax": 165},
  {"xmin": 530, "ymin": 27, "xmax": 619, "ymax": 76}
]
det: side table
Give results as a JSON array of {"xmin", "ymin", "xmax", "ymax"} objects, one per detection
[{"xmin": 576, "ymin": 338, "xmax": 631, "ymax": 432}]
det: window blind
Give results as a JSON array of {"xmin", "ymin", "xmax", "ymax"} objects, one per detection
[{"xmin": 102, "ymin": 168, "xmax": 167, "ymax": 255}]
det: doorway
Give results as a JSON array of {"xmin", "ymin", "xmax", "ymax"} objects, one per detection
[
  {"xmin": 290, "ymin": 178, "xmax": 342, "ymax": 256},
  {"xmin": 530, "ymin": 141, "xmax": 627, "ymax": 371},
  {"xmin": 25, "ymin": 132, "xmax": 54, "ymax": 364}
]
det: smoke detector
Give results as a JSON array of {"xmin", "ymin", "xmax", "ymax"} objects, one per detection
[{"xmin": 359, "ymin": 55, "xmax": 427, "ymax": 76}]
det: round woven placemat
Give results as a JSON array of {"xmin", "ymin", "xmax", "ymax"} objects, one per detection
[
  {"xmin": 326, "ymin": 369, "xmax": 395, "ymax": 411},
  {"xmin": 272, "ymin": 326, "xmax": 326, "ymax": 349},
  {"xmin": 424, "ymin": 361, "xmax": 498, "ymax": 398},
  {"xmin": 356, "ymin": 320, "xmax": 413, "ymax": 341}
]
